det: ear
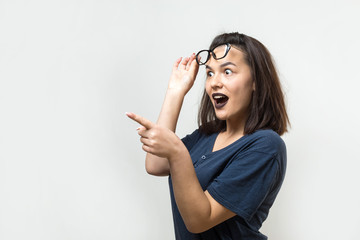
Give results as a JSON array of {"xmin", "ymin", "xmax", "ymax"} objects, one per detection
[{"xmin": 252, "ymin": 81, "xmax": 256, "ymax": 91}]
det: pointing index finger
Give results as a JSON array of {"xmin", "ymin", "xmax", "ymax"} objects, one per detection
[{"xmin": 126, "ymin": 112, "xmax": 154, "ymax": 129}]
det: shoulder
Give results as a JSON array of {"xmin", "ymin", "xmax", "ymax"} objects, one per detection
[
  {"xmin": 181, "ymin": 129, "xmax": 201, "ymax": 142},
  {"xmin": 230, "ymin": 129, "xmax": 287, "ymax": 174},
  {"xmin": 243, "ymin": 129, "xmax": 286, "ymax": 157},
  {"xmin": 181, "ymin": 128, "xmax": 212, "ymax": 151}
]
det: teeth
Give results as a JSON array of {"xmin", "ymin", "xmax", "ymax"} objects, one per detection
[{"xmin": 214, "ymin": 96, "xmax": 224, "ymax": 99}]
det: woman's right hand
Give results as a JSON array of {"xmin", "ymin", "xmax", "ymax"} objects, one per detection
[{"xmin": 167, "ymin": 53, "xmax": 199, "ymax": 96}]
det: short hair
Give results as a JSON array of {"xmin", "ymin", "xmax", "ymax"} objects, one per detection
[{"xmin": 198, "ymin": 32, "xmax": 290, "ymax": 136}]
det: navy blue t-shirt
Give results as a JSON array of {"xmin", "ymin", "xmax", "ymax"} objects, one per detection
[{"xmin": 168, "ymin": 129, "xmax": 286, "ymax": 240}]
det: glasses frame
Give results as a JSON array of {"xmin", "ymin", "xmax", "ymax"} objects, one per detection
[{"xmin": 195, "ymin": 43, "xmax": 242, "ymax": 65}]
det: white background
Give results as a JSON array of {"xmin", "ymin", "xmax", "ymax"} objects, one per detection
[{"xmin": 1, "ymin": 0, "xmax": 360, "ymax": 239}]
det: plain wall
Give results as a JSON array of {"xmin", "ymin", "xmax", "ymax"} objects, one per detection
[{"xmin": 1, "ymin": 0, "xmax": 360, "ymax": 239}]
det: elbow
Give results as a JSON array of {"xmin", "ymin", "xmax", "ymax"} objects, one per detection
[
  {"xmin": 145, "ymin": 164, "xmax": 156, "ymax": 175},
  {"xmin": 145, "ymin": 166, "xmax": 168, "ymax": 176},
  {"xmin": 186, "ymin": 226, "xmax": 202, "ymax": 234},
  {"xmin": 145, "ymin": 159, "xmax": 170, "ymax": 176},
  {"xmin": 184, "ymin": 220, "xmax": 210, "ymax": 234},
  {"xmin": 145, "ymin": 167, "xmax": 156, "ymax": 175}
]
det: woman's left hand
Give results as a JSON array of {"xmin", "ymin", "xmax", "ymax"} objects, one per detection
[{"xmin": 126, "ymin": 112, "xmax": 184, "ymax": 159}]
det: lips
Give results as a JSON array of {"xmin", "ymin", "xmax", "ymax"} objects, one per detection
[{"xmin": 212, "ymin": 93, "xmax": 229, "ymax": 109}]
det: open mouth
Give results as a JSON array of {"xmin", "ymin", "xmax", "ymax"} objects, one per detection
[{"xmin": 212, "ymin": 93, "xmax": 229, "ymax": 109}]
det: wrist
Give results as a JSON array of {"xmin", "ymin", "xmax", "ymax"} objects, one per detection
[
  {"xmin": 166, "ymin": 87, "xmax": 187, "ymax": 98},
  {"xmin": 168, "ymin": 140, "xmax": 188, "ymax": 164}
]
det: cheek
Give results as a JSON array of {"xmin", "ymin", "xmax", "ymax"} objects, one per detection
[
  {"xmin": 241, "ymin": 87, "xmax": 254, "ymax": 105},
  {"xmin": 233, "ymin": 83, "xmax": 253, "ymax": 104}
]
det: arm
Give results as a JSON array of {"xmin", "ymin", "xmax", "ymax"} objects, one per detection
[
  {"xmin": 168, "ymin": 144, "xmax": 236, "ymax": 233},
  {"xmin": 126, "ymin": 114, "xmax": 236, "ymax": 233},
  {"xmin": 144, "ymin": 89, "xmax": 184, "ymax": 176},
  {"xmin": 145, "ymin": 54, "xmax": 199, "ymax": 176}
]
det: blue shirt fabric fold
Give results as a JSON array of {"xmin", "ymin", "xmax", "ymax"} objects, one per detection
[{"xmin": 168, "ymin": 129, "xmax": 287, "ymax": 240}]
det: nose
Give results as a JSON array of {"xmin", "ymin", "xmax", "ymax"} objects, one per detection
[{"xmin": 210, "ymin": 73, "xmax": 223, "ymax": 89}]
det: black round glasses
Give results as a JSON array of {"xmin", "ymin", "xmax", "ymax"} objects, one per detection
[{"xmin": 195, "ymin": 43, "xmax": 242, "ymax": 65}]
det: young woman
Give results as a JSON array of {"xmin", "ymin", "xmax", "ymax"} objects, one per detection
[{"xmin": 126, "ymin": 32, "xmax": 289, "ymax": 239}]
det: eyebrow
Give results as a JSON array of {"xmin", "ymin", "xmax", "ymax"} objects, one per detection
[{"xmin": 205, "ymin": 62, "xmax": 237, "ymax": 70}]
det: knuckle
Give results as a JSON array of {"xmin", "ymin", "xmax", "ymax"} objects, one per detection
[{"xmin": 149, "ymin": 130, "xmax": 157, "ymax": 138}]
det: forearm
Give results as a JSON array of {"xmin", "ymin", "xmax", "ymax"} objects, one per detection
[
  {"xmin": 145, "ymin": 89, "xmax": 185, "ymax": 176},
  {"xmin": 156, "ymin": 89, "xmax": 185, "ymax": 131},
  {"xmin": 144, "ymin": 54, "xmax": 198, "ymax": 176},
  {"xmin": 169, "ymin": 145, "xmax": 213, "ymax": 233}
]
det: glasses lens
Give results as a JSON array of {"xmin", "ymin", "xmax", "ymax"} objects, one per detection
[
  {"xmin": 196, "ymin": 50, "xmax": 210, "ymax": 65},
  {"xmin": 212, "ymin": 44, "xmax": 230, "ymax": 60}
]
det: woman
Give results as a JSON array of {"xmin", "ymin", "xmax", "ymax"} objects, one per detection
[{"xmin": 127, "ymin": 32, "xmax": 289, "ymax": 239}]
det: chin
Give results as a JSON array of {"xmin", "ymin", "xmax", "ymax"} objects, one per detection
[{"xmin": 214, "ymin": 111, "xmax": 228, "ymax": 121}]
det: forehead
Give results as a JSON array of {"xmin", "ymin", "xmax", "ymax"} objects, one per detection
[{"xmin": 209, "ymin": 45, "xmax": 246, "ymax": 66}]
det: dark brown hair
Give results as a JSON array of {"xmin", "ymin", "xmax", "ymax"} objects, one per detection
[{"xmin": 198, "ymin": 32, "xmax": 290, "ymax": 136}]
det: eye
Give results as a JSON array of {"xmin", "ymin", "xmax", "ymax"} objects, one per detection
[
  {"xmin": 207, "ymin": 71, "xmax": 214, "ymax": 77},
  {"xmin": 225, "ymin": 69, "xmax": 232, "ymax": 75}
]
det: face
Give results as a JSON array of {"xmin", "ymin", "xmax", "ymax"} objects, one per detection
[{"xmin": 205, "ymin": 45, "xmax": 254, "ymax": 123}]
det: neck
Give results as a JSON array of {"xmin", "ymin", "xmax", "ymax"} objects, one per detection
[{"xmin": 223, "ymin": 113, "xmax": 248, "ymax": 137}]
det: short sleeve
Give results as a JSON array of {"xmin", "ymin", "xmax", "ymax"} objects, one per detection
[
  {"xmin": 206, "ymin": 150, "xmax": 280, "ymax": 221},
  {"xmin": 181, "ymin": 129, "xmax": 201, "ymax": 151}
]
